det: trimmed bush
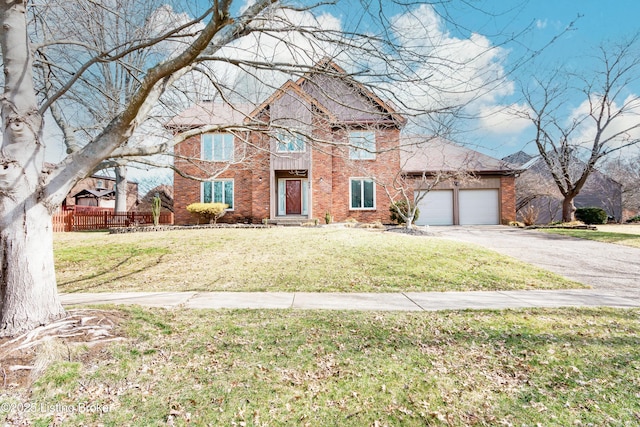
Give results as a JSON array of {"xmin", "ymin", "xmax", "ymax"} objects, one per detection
[
  {"xmin": 186, "ymin": 202, "xmax": 228, "ymax": 224},
  {"xmin": 626, "ymin": 215, "xmax": 640, "ymax": 223},
  {"xmin": 575, "ymin": 207, "xmax": 608, "ymax": 225},
  {"xmin": 390, "ymin": 199, "xmax": 420, "ymax": 224}
]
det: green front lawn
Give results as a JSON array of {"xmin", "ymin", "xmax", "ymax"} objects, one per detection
[
  {"xmin": 542, "ymin": 228, "xmax": 640, "ymax": 248},
  {"xmin": 4, "ymin": 307, "xmax": 638, "ymax": 426},
  {"xmin": 54, "ymin": 227, "xmax": 581, "ymax": 293}
]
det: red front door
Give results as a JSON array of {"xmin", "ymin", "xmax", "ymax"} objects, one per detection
[{"xmin": 285, "ymin": 180, "xmax": 302, "ymax": 215}]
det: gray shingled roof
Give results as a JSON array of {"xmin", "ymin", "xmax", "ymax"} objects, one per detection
[
  {"xmin": 72, "ymin": 188, "xmax": 115, "ymax": 198},
  {"xmin": 165, "ymin": 102, "xmax": 254, "ymax": 128},
  {"xmin": 400, "ymin": 136, "xmax": 516, "ymax": 174},
  {"xmin": 502, "ymin": 150, "xmax": 534, "ymax": 166}
]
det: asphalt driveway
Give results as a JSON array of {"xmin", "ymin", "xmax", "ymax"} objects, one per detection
[{"xmin": 433, "ymin": 226, "xmax": 640, "ymax": 298}]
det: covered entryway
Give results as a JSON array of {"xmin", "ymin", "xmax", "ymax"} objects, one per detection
[
  {"xmin": 415, "ymin": 190, "xmax": 454, "ymax": 226},
  {"xmin": 277, "ymin": 177, "xmax": 308, "ymax": 217},
  {"xmin": 459, "ymin": 189, "xmax": 499, "ymax": 225}
]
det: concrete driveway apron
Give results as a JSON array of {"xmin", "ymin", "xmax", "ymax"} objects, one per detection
[{"xmin": 432, "ymin": 226, "xmax": 640, "ymax": 299}]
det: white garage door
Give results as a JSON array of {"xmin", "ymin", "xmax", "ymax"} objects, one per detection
[
  {"xmin": 415, "ymin": 190, "xmax": 454, "ymax": 226},
  {"xmin": 459, "ymin": 189, "xmax": 499, "ymax": 225}
]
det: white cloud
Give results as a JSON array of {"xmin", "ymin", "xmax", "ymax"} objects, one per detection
[
  {"xmin": 536, "ymin": 19, "xmax": 548, "ymax": 30},
  {"xmin": 185, "ymin": 6, "xmax": 345, "ymax": 103},
  {"xmin": 386, "ymin": 4, "xmax": 513, "ymax": 110},
  {"xmin": 168, "ymin": 2, "xmax": 524, "ymax": 140},
  {"xmin": 182, "ymin": 3, "xmax": 516, "ymax": 112},
  {"xmin": 569, "ymin": 94, "xmax": 640, "ymax": 150},
  {"xmin": 478, "ymin": 104, "xmax": 533, "ymax": 135}
]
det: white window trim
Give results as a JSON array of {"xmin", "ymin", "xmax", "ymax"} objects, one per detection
[
  {"xmin": 275, "ymin": 131, "xmax": 306, "ymax": 153},
  {"xmin": 202, "ymin": 133, "xmax": 235, "ymax": 162},
  {"xmin": 348, "ymin": 131, "xmax": 376, "ymax": 160},
  {"xmin": 201, "ymin": 179, "xmax": 235, "ymax": 211},
  {"xmin": 349, "ymin": 177, "xmax": 376, "ymax": 210}
]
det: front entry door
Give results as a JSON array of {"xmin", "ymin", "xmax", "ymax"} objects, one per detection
[{"xmin": 285, "ymin": 180, "xmax": 302, "ymax": 214}]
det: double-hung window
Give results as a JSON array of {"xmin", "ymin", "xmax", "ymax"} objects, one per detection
[
  {"xmin": 349, "ymin": 131, "xmax": 376, "ymax": 160},
  {"xmin": 350, "ymin": 178, "xmax": 375, "ymax": 209},
  {"xmin": 202, "ymin": 133, "xmax": 234, "ymax": 162},
  {"xmin": 276, "ymin": 131, "xmax": 306, "ymax": 153},
  {"xmin": 203, "ymin": 180, "xmax": 234, "ymax": 209}
]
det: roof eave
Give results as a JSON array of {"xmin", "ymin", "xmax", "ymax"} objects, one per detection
[{"xmin": 401, "ymin": 169, "xmax": 519, "ymax": 176}]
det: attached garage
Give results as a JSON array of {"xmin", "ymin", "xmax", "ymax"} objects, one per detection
[
  {"xmin": 459, "ymin": 189, "xmax": 499, "ymax": 225},
  {"xmin": 414, "ymin": 188, "xmax": 500, "ymax": 226},
  {"xmin": 415, "ymin": 190, "xmax": 453, "ymax": 226},
  {"xmin": 401, "ymin": 136, "xmax": 517, "ymax": 226}
]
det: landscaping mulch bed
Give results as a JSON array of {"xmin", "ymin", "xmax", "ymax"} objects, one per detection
[
  {"xmin": 525, "ymin": 224, "xmax": 598, "ymax": 230},
  {"xmin": 108, "ymin": 223, "xmax": 268, "ymax": 234}
]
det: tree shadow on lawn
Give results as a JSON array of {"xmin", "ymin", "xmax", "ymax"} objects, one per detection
[{"xmin": 57, "ymin": 254, "xmax": 167, "ymax": 292}]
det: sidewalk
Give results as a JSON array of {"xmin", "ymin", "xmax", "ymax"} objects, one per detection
[{"xmin": 60, "ymin": 289, "xmax": 640, "ymax": 311}]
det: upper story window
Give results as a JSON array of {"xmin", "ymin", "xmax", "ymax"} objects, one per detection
[
  {"xmin": 202, "ymin": 133, "xmax": 234, "ymax": 162},
  {"xmin": 276, "ymin": 131, "xmax": 306, "ymax": 153},
  {"xmin": 349, "ymin": 131, "xmax": 376, "ymax": 160}
]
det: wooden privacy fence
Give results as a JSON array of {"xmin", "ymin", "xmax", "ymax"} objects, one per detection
[{"xmin": 53, "ymin": 208, "xmax": 174, "ymax": 232}]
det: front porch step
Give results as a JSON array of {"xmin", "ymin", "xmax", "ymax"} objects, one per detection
[{"xmin": 266, "ymin": 217, "xmax": 317, "ymax": 226}]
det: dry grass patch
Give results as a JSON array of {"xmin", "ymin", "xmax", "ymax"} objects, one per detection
[
  {"xmin": 54, "ymin": 227, "xmax": 581, "ymax": 293},
  {"xmin": 597, "ymin": 224, "xmax": 640, "ymax": 235},
  {"xmin": 2, "ymin": 307, "xmax": 638, "ymax": 426}
]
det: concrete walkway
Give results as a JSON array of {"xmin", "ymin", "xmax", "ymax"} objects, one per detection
[{"xmin": 60, "ymin": 289, "xmax": 640, "ymax": 311}]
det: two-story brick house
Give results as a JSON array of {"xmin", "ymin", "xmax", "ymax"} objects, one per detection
[{"xmin": 170, "ymin": 59, "xmax": 517, "ymax": 225}]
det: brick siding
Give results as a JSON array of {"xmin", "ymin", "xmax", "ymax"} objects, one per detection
[
  {"xmin": 174, "ymin": 125, "xmax": 403, "ymax": 225},
  {"xmin": 500, "ymin": 176, "xmax": 517, "ymax": 224}
]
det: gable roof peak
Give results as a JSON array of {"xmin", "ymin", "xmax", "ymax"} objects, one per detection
[
  {"xmin": 313, "ymin": 56, "xmax": 348, "ymax": 74},
  {"xmin": 295, "ymin": 58, "xmax": 406, "ymax": 128},
  {"xmin": 245, "ymin": 78, "xmax": 337, "ymax": 123}
]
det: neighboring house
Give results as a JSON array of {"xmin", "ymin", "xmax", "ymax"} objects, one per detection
[
  {"xmin": 169, "ymin": 58, "xmax": 517, "ymax": 226},
  {"xmin": 65, "ymin": 174, "xmax": 139, "ymax": 211},
  {"xmin": 503, "ymin": 151, "xmax": 623, "ymax": 223}
]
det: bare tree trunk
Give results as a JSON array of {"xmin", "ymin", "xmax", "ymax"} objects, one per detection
[
  {"xmin": 0, "ymin": 1, "xmax": 65, "ymax": 336},
  {"xmin": 114, "ymin": 165, "xmax": 128, "ymax": 213},
  {"xmin": 0, "ymin": 202, "xmax": 65, "ymax": 336},
  {"xmin": 562, "ymin": 196, "xmax": 576, "ymax": 222}
]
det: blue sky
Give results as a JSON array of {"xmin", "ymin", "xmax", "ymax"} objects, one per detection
[
  {"xmin": 257, "ymin": 0, "xmax": 640, "ymax": 158},
  {"xmin": 425, "ymin": 0, "xmax": 640, "ymax": 157},
  {"xmin": 398, "ymin": 0, "xmax": 639, "ymax": 72}
]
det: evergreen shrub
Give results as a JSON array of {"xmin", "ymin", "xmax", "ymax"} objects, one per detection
[
  {"xmin": 575, "ymin": 207, "xmax": 608, "ymax": 224},
  {"xmin": 390, "ymin": 200, "xmax": 420, "ymax": 224}
]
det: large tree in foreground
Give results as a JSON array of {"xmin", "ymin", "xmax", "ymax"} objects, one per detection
[
  {"xmin": 518, "ymin": 37, "xmax": 640, "ymax": 222},
  {"xmin": 0, "ymin": 0, "xmax": 277, "ymax": 335}
]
